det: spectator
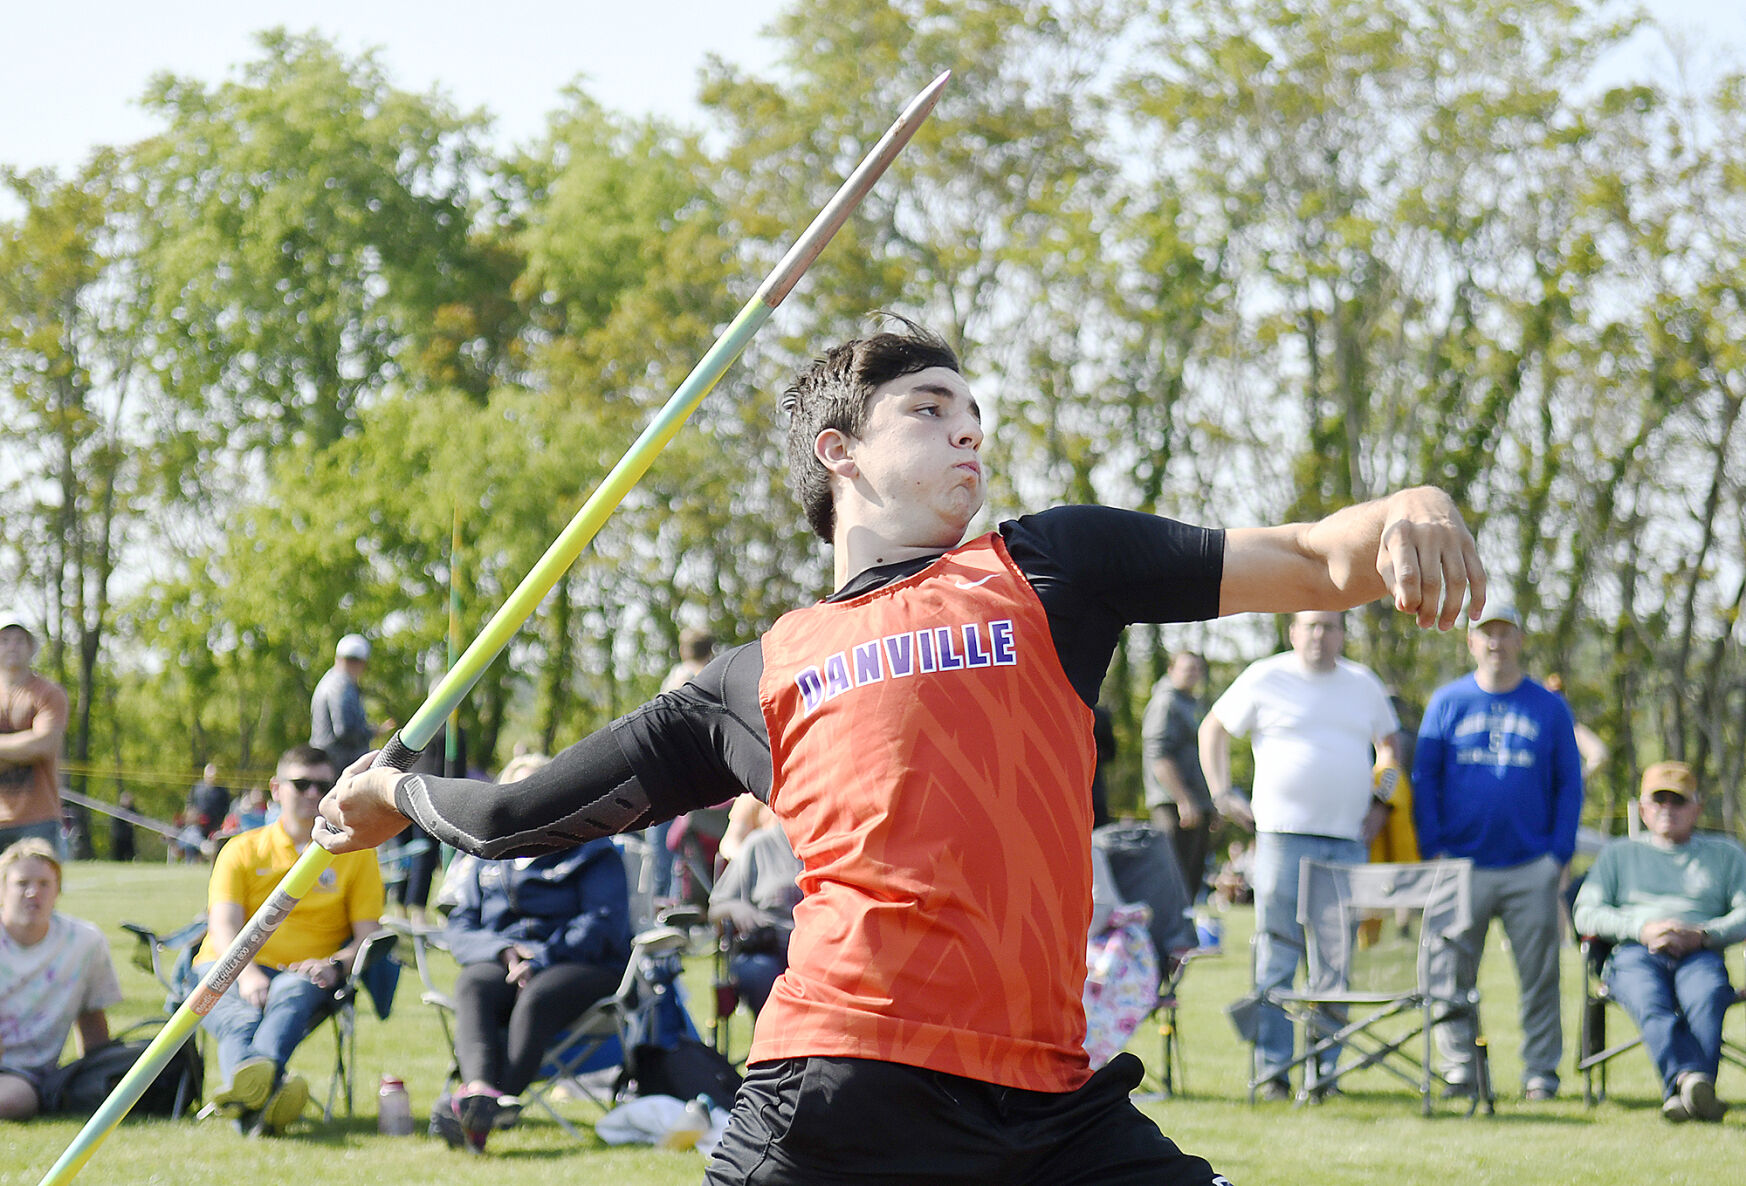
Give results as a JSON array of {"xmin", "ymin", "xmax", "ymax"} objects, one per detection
[
  {"xmin": 0, "ymin": 838, "xmax": 123, "ymax": 1118},
  {"xmin": 1413, "ymin": 603, "xmax": 1583, "ymax": 1101},
  {"xmin": 323, "ymin": 319, "xmax": 1481, "ymax": 1185},
  {"xmin": 1211, "ymin": 839, "xmax": 1253, "ymax": 909},
  {"xmin": 646, "ymin": 627, "xmax": 718, "ymax": 904},
  {"xmin": 709, "ymin": 796, "xmax": 802, "ymax": 1016},
  {"xmin": 310, "ymin": 634, "xmax": 379, "ymax": 772},
  {"xmin": 390, "ymin": 719, "xmax": 465, "ymax": 928},
  {"xmin": 193, "ymin": 745, "xmax": 384, "ymax": 1136},
  {"xmin": 1142, "ymin": 651, "xmax": 1213, "ymax": 894},
  {"xmin": 1089, "ymin": 703, "xmax": 1117, "ymax": 829},
  {"xmin": 1573, "ymin": 761, "xmax": 1746, "ymax": 1122},
  {"xmin": 430, "ymin": 753, "xmax": 632, "ymax": 1153},
  {"xmin": 224, "ymin": 787, "xmax": 270, "ymax": 836},
  {"xmin": 0, "ymin": 614, "xmax": 70, "ymax": 857},
  {"xmin": 187, "ymin": 763, "xmax": 231, "ymax": 841},
  {"xmin": 109, "ymin": 792, "xmax": 137, "ymax": 863},
  {"xmin": 1199, "ymin": 610, "xmax": 1402, "ymax": 1100}
]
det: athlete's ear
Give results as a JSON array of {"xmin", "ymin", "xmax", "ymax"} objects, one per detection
[{"xmin": 815, "ymin": 428, "xmax": 858, "ymax": 480}]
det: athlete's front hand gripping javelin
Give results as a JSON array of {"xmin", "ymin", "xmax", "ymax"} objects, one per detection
[
  {"xmin": 1374, "ymin": 487, "xmax": 1487, "ymax": 631},
  {"xmin": 316, "ymin": 751, "xmax": 409, "ymax": 854}
]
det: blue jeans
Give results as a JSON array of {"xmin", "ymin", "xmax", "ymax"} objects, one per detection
[
  {"xmin": 1606, "ymin": 944, "xmax": 1735, "ymax": 1097},
  {"xmin": 1251, "ymin": 832, "xmax": 1367, "ymax": 1083},
  {"xmin": 645, "ymin": 820, "xmax": 676, "ymax": 900},
  {"xmin": 195, "ymin": 964, "xmax": 330, "ymax": 1083}
]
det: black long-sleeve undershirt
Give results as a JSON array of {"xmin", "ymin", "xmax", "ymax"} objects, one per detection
[{"xmin": 396, "ymin": 505, "xmax": 1224, "ymax": 859}]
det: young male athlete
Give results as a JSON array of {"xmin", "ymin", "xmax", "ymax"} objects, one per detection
[{"xmin": 320, "ymin": 319, "xmax": 1485, "ymax": 1184}]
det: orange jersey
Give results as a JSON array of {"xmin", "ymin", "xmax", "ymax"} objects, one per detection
[{"xmin": 754, "ymin": 532, "xmax": 1096, "ymax": 1092}]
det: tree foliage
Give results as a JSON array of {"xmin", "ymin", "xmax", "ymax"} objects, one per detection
[{"xmin": 1, "ymin": 6, "xmax": 1741, "ymax": 833}]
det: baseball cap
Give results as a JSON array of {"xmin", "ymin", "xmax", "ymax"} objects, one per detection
[
  {"xmin": 1640, "ymin": 760, "xmax": 1698, "ymax": 801},
  {"xmin": 0, "ymin": 612, "xmax": 34, "ymax": 637},
  {"xmin": 335, "ymin": 633, "xmax": 372, "ymax": 661},
  {"xmin": 1471, "ymin": 603, "xmax": 1521, "ymax": 630}
]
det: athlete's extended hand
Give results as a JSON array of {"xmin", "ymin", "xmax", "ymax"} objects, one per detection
[
  {"xmin": 317, "ymin": 751, "xmax": 409, "ymax": 854},
  {"xmin": 1374, "ymin": 487, "xmax": 1487, "ymax": 630}
]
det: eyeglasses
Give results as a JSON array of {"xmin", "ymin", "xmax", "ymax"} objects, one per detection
[{"xmin": 286, "ymin": 777, "xmax": 334, "ymax": 794}]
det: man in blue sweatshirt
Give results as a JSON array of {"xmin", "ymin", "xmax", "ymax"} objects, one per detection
[{"xmin": 1413, "ymin": 603, "xmax": 1584, "ymax": 1100}]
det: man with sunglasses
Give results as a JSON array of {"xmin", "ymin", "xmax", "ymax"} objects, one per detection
[
  {"xmin": 193, "ymin": 745, "xmax": 384, "ymax": 1135},
  {"xmin": 1574, "ymin": 761, "xmax": 1746, "ymax": 1122}
]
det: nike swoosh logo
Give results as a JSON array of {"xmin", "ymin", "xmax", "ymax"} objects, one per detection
[{"xmin": 954, "ymin": 575, "xmax": 996, "ymax": 589}]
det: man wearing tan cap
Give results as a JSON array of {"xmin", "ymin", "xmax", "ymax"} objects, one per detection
[{"xmin": 1574, "ymin": 761, "xmax": 1746, "ymax": 1122}]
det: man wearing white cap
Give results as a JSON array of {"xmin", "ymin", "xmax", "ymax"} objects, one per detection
[
  {"xmin": 1413, "ymin": 602, "xmax": 1584, "ymax": 1101},
  {"xmin": 310, "ymin": 633, "xmax": 376, "ymax": 772},
  {"xmin": 1574, "ymin": 760, "xmax": 1746, "ymax": 1122},
  {"xmin": 0, "ymin": 615, "xmax": 69, "ymax": 855}
]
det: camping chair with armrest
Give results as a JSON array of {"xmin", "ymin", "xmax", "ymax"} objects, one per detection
[
  {"xmin": 1091, "ymin": 821, "xmax": 1205, "ymax": 1097},
  {"xmin": 1263, "ymin": 858, "xmax": 1492, "ymax": 1116},
  {"xmin": 125, "ymin": 916, "xmax": 399, "ymax": 1123},
  {"xmin": 1574, "ymin": 934, "xmax": 1746, "ymax": 1106},
  {"xmin": 397, "ymin": 919, "xmax": 702, "ymax": 1140},
  {"xmin": 119, "ymin": 917, "xmax": 212, "ymax": 1117}
]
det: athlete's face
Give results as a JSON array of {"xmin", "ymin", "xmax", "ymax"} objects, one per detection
[{"xmin": 822, "ymin": 366, "xmax": 986, "ymax": 548}]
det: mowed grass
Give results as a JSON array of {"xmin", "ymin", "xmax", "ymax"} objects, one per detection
[{"xmin": 6, "ymin": 860, "xmax": 1742, "ymax": 1185}]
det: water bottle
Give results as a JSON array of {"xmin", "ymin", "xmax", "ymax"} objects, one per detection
[
  {"xmin": 659, "ymin": 1095, "xmax": 712, "ymax": 1150},
  {"xmin": 377, "ymin": 1074, "xmax": 413, "ymax": 1136}
]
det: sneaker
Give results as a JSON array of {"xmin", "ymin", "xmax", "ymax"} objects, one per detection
[
  {"xmin": 490, "ymin": 1096, "xmax": 524, "ymax": 1130},
  {"xmin": 1440, "ymin": 1079, "xmax": 1476, "ymax": 1101},
  {"xmin": 1663, "ymin": 1092, "xmax": 1693, "ymax": 1123},
  {"xmin": 1256, "ymin": 1079, "xmax": 1292, "ymax": 1102},
  {"xmin": 254, "ymin": 1075, "xmax": 309, "ymax": 1136},
  {"xmin": 1679, "ymin": 1073, "xmax": 1728, "ymax": 1122},
  {"xmin": 1523, "ymin": 1079, "xmax": 1558, "ymax": 1103},
  {"xmin": 208, "ymin": 1058, "xmax": 275, "ymax": 1115},
  {"xmin": 1309, "ymin": 1082, "xmax": 1345, "ymax": 1103},
  {"xmin": 455, "ymin": 1089, "xmax": 505, "ymax": 1153},
  {"xmin": 429, "ymin": 1093, "xmax": 468, "ymax": 1149}
]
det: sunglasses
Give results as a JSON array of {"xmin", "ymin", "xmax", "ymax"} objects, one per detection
[{"xmin": 286, "ymin": 777, "xmax": 335, "ymax": 794}]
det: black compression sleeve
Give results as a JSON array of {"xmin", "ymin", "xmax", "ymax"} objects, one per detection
[{"xmin": 394, "ymin": 727, "xmax": 654, "ymax": 860}]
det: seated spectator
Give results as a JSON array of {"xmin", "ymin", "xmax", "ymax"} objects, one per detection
[
  {"xmin": 1573, "ymin": 761, "xmax": 1746, "ymax": 1123},
  {"xmin": 1210, "ymin": 838, "xmax": 1253, "ymax": 909},
  {"xmin": 707, "ymin": 796, "xmax": 801, "ymax": 1017},
  {"xmin": 430, "ymin": 754, "xmax": 633, "ymax": 1153},
  {"xmin": 193, "ymin": 745, "xmax": 384, "ymax": 1136},
  {"xmin": 0, "ymin": 839, "xmax": 124, "ymax": 1119},
  {"xmin": 221, "ymin": 787, "xmax": 270, "ymax": 838}
]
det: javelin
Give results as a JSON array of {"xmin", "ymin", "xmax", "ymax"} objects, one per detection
[{"xmin": 35, "ymin": 68, "xmax": 950, "ymax": 1186}]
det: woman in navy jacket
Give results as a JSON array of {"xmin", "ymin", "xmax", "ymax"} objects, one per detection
[{"xmin": 434, "ymin": 823, "xmax": 632, "ymax": 1150}]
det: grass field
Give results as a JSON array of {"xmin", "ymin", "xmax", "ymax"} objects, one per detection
[{"xmin": 5, "ymin": 860, "xmax": 1740, "ymax": 1185}]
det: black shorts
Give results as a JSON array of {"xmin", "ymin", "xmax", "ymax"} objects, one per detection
[{"xmin": 702, "ymin": 1052, "xmax": 1231, "ymax": 1186}]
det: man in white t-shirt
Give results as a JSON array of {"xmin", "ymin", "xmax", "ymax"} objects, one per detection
[
  {"xmin": 1199, "ymin": 610, "xmax": 1402, "ymax": 1100},
  {"xmin": 0, "ymin": 838, "xmax": 124, "ymax": 1118}
]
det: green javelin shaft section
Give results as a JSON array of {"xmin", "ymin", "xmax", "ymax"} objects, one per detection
[{"xmin": 35, "ymin": 67, "xmax": 948, "ymax": 1186}]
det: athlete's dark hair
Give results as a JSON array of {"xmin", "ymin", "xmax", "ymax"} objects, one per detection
[{"xmin": 781, "ymin": 315, "xmax": 961, "ymax": 542}]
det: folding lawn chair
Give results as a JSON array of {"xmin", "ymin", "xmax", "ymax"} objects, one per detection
[
  {"xmin": 1574, "ymin": 935, "xmax": 1746, "ymax": 1106},
  {"xmin": 124, "ymin": 916, "xmax": 400, "ymax": 1122},
  {"xmin": 399, "ymin": 920, "xmax": 711, "ymax": 1140},
  {"xmin": 1262, "ymin": 858, "xmax": 1492, "ymax": 1116},
  {"xmin": 1091, "ymin": 821, "xmax": 1205, "ymax": 1096}
]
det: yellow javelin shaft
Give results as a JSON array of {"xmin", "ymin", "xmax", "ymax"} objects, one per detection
[{"xmin": 35, "ymin": 68, "xmax": 949, "ymax": 1186}]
